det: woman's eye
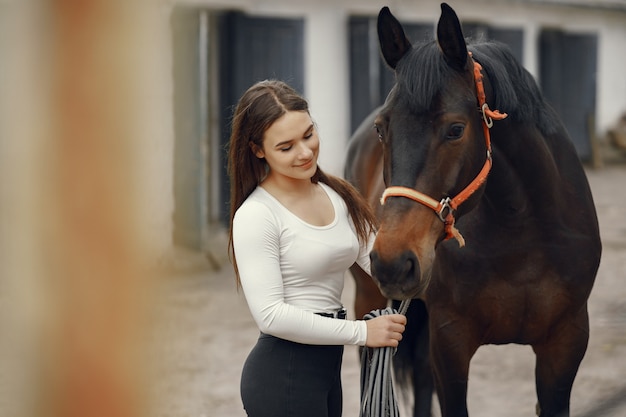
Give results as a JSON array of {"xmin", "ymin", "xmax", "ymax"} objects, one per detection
[
  {"xmin": 446, "ymin": 124, "xmax": 465, "ymax": 140},
  {"xmin": 304, "ymin": 132, "xmax": 313, "ymax": 139},
  {"xmin": 280, "ymin": 145, "xmax": 293, "ymax": 152}
]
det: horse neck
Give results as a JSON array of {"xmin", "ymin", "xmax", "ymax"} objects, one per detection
[{"xmin": 484, "ymin": 123, "xmax": 567, "ymax": 218}]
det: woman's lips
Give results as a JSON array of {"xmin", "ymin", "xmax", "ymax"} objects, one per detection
[{"xmin": 297, "ymin": 159, "xmax": 314, "ymax": 169}]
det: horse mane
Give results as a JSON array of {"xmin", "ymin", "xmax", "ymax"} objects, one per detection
[
  {"xmin": 394, "ymin": 39, "xmax": 561, "ymax": 136},
  {"xmin": 394, "ymin": 41, "xmax": 452, "ymax": 111}
]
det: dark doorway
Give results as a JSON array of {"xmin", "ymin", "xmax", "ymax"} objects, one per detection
[
  {"xmin": 540, "ymin": 29, "xmax": 598, "ymax": 160},
  {"xmin": 171, "ymin": 8, "xmax": 305, "ymax": 248},
  {"xmin": 218, "ymin": 12, "xmax": 305, "ymax": 225}
]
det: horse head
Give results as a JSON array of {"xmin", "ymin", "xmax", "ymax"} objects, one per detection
[{"xmin": 370, "ymin": 4, "xmax": 504, "ymax": 300}]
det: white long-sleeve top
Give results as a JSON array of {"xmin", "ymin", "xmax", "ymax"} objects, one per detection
[{"xmin": 232, "ymin": 182, "xmax": 373, "ymax": 346}]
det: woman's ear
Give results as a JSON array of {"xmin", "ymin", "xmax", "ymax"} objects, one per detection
[{"xmin": 249, "ymin": 142, "xmax": 264, "ymax": 159}]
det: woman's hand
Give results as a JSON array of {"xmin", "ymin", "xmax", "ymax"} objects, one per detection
[{"xmin": 364, "ymin": 314, "xmax": 407, "ymax": 347}]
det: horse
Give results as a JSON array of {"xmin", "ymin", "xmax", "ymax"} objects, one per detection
[{"xmin": 345, "ymin": 4, "xmax": 602, "ymax": 417}]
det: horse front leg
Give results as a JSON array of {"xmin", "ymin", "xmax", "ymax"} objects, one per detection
[
  {"xmin": 532, "ymin": 306, "xmax": 590, "ymax": 417},
  {"xmin": 428, "ymin": 314, "xmax": 479, "ymax": 417}
]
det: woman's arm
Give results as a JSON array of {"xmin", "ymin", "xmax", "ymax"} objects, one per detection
[{"xmin": 233, "ymin": 200, "xmax": 368, "ymax": 345}]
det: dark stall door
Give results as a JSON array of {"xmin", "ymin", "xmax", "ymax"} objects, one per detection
[
  {"xmin": 540, "ymin": 29, "xmax": 598, "ymax": 161},
  {"xmin": 218, "ymin": 12, "xmax": 305, "ymax": 225}
]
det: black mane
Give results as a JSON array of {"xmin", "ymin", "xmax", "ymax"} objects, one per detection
[
  {"xmin": 394, "ymin": 39, "xmax": 561, "ymax": 136},
  {"xmin": 393, "ymin": 41, "xmax": 452, "ymax": 111}
]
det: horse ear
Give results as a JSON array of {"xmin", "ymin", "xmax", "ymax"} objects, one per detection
[
  {"xmin": 377, "ymin": 7, "xmax": 412, "ymax": 69},
  {"xmin": 437, "ymin": 3, "xmax": 469, "ymax": 72}
]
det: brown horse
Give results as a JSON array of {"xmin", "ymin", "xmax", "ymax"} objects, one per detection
[{"xmin": 345, "ymin": 4, "xmax": 601, "ymax": 417}]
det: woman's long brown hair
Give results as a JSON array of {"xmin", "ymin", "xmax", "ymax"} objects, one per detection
[{"xmin": 227, "ymin": 80, "xmax": 378, "ymax": 288}]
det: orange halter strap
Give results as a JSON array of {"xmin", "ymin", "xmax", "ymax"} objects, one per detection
[{"xmin": 380, "ymin": 54, "xmax": 507, "ymax": 247}]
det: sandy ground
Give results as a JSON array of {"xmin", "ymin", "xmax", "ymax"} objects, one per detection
[{"xmin": 149, "ymin": 164, "xmax": 626, "ymax": 417}]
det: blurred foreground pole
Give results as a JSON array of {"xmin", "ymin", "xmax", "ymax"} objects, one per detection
[{"xmin": 39, "ymin": 1, "xmax": 148, "ymax": 417}]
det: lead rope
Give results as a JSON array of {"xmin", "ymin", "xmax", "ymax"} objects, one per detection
[{"xmin": 360, "ymin": 299, "xmax": 412, "ymax": 417}]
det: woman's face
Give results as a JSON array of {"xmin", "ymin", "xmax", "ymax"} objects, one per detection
[{"xmin": 255, "ymin": 110, "xmax": 320, "ymax": 183}]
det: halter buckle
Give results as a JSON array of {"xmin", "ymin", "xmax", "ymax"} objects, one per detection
[
  {"xmin": 437, "ymin": 197, "xmax": 453, "ymax": 222},
  {"xmin": 481, "ymin": 103, "xmax": 493, "ymax": 128}
]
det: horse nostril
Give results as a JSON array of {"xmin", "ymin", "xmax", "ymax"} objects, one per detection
[
  {"xmin": 403, "ymin": 251, "xmax": 420, "ymax": 282},
  {"xmin": 404, "ymin": 256, "xmax": 415, "ymax": 278}
]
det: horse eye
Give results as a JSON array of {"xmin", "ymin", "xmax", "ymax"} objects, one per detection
[
  {"xmin": 374, "ymin": 125, "xmax": 384, "ymax": 142},
  {"xmin": 446, "ymin": 123, "xmax": 465, "ymax": 140}
]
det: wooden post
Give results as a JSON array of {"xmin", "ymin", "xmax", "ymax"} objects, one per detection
[{"xmin": 39, "ymin": 2, "xmax": 148, "ymax": 417}]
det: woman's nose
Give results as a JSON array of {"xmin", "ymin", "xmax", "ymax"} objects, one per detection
[{"xmin": 297, "ymin": 142, "xmax": 313, "ymax": 158}]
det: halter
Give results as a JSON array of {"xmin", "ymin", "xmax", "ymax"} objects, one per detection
[{"xmin": 379, "ymin": 53, "xmax": 507, "ymax": 247}]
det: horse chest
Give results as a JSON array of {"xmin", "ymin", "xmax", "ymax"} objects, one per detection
[{"xmin": 466, "ymin": 278, "xmax": 573, "ymax": 344}]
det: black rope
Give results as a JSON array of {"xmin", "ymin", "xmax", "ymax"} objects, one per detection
[{"xmin": 359, "ymin": 300, "xmax": 411, "ymax": 417}]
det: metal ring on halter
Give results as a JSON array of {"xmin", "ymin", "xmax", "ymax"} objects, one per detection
[
  {"xmin": 481, "ymin": 103, "xmax": 493, "ymax": 128},
  {"xmin": 437, "ymin": 197, "xmax": 453, "ymax": 222}
]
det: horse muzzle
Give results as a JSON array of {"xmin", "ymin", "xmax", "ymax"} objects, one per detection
[{"xmin": 370, "ymin": 249, "xmax": 430, "ymax": 300}]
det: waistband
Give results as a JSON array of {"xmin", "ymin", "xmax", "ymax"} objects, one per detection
[{"xmin": 315, "ymin": 307, "xmax": 347, "ymax": 320}]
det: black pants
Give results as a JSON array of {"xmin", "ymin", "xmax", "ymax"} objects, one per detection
[{"xmin": 240, "ymin": 333, "xmax": 344, "ymax": 417}]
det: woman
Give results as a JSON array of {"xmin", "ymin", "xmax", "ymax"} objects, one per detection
[{"xmin": 227, "ymin": 80, "xmax": 406, "ymax": 417}]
